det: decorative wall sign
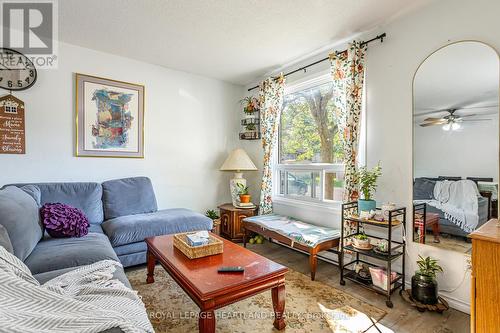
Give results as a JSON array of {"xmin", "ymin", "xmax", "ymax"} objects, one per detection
[
  {"xmin": 0, "ymin": 94, "xmax": 25, "ymax": 154},
  {"xmin": 76, "ymin": 73, "xmax": 145, "ymax": 158}
]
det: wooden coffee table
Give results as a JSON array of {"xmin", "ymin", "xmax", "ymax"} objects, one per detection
[{"xmin": 145, "ymin": 234, "xmax": 288, "ymax": 333}]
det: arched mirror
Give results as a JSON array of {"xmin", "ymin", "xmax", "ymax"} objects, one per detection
[{"xmin": 412, "ymin": 41, "xmax": 499, "ymax": 253}]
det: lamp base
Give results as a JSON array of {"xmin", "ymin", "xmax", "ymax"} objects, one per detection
[{"xmin": 230, "ymin": 172, "xmax": 246, "ymax": 207}]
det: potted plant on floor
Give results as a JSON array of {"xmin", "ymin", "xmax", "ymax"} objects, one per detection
[
  {"xmin": 236, "ymin": 183, "xmax": 251, "ymax": 203},
  {"xmin": 355, "ymin": 163, "xmax": 382, "ymax": 214},
  {"xmin": 205, "ymin": 209, "xmax": 221, "ymax": 235},
  {"xmin": 411, "ymin": 255, "xmax": 443, "ymax": 304}
]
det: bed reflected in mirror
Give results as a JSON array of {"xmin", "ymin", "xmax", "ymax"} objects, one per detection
[{"xmin": 412, "ymin": 41, "xmax": 499, "ymax": 254}]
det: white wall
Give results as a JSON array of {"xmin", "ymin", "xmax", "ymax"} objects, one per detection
[
  {"xmin": 365, "ymin": 0, "xmax": 500, "ymax": 313},
  {"xmin": 0, "ymin": 42, "xmax": 244, "ymax": 213},
  {"xmin": 414, "ymin": 114, "xmax": 498, "ymax": 180}
]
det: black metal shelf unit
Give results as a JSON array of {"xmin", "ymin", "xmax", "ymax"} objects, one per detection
[{"xmin": 340, "ymin": 201, "xmax": 407, "ymax": 308}]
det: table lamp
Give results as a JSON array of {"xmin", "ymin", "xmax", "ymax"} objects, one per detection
[{"xmin": 220, "ymin": 148, "xmax": 258, "ymax": 206}]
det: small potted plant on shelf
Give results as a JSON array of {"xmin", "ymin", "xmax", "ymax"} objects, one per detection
[
  {"xmin": 355, "ymin": 163, "xmax": 382, "ymax": 214},
  {"xmin": 236, "ymin": 183, "xmax": 251, "ymax": 203},
  {"xmin": 411, "ymin": 255, "xmax": 443, "ymax": 304},
  {"xmin": 352, "ymin": 232, "xmax": 371, "ymax": 249}
]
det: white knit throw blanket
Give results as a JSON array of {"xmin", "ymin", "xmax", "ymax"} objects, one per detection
[
  {"xmin": 0, "ymin": 246, "xmax": 154, "ymax": 333},
  {"xmin": 415, "ymin": 180, "xmax": 480, "ymax": 232}
]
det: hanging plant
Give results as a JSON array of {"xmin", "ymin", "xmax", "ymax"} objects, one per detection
[
  {"xmin": 245, "ymin": 123, "xmax": 256, "ymax": 131},
  {"xmin": 240, "ymin": 96, "xmax": 260, "ymax": 114}
]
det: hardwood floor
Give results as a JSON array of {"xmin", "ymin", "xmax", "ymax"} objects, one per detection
[{"xmin": 245, "ymin": 241, "xmax": 470, "ymax": 333}]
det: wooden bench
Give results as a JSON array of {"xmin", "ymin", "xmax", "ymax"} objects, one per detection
[{"xmin": 242, "ymin": 215, "xmax": 341, "ymax": 281}]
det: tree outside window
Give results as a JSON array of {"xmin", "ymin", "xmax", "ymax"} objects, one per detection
[{"xmin": 279, "ymin": 81, "xmax": 345, "ymax": 201}]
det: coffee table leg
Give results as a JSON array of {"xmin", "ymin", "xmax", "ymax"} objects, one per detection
[
  {"xmin": 146, "ymin": 250, "xmax": 156, "ymax": 284},
  {"xmin": 199, "ymin": 309, "xmax": 215, "ymax": 333},
  {"xmin": 272, "ymin": 283, "xmax": 286, "ymax": 330}
]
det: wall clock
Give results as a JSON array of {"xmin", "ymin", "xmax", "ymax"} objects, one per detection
[{"xmin": 0, "ymin": 48, "xmax": 37, "ymax": 91}]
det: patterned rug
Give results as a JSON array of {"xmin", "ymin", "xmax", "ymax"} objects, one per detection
[{"xmin": 127, "ymin": 266, "xmax": 386, "ymax": 332}]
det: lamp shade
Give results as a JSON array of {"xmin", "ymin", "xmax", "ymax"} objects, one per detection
[{"xmin": 220, "ymin": 148, "xmax": 257, "ymax": 171}]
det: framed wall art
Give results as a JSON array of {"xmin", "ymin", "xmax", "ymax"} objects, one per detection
[{"xmin": 76, "ymin": 73, "xmax": 145, "ymax": 158}]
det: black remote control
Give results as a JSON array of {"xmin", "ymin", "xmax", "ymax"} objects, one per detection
[{"xmin": 218, "ymin": 266, "xmax": 244, "ymax": 273}]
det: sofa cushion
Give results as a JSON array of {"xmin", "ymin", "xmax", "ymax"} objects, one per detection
[
  {"xmin": 102, "ymin": 177, "xmax": 158, "ymax": 220},
  {"xmin": 414, "ymin": 178, "xmax": 436, "ymax": 200},
  {"xmin": 102, "ymin": 208, "xmax": 213, "ymax": 247},
  {"xmin": 117, "ymin": 251, "xmax": 147, "ymax": 268},
  {"xmin": 88, "ymin": 223, "xmax": 105, "ymax": 234},
  {"xmin": 0, "ymin": 224, "xmax": 13, "ymax": 253},
  {"xmin": 113, "ymin": 241, "xmax": 147, "ymax": 256},
  {"xmin": 20, "ymin": 185, "xmax": 41, "ymax": 206},
  {"xmin": 24, "ymin": 232, "xmax": 119, "ymax": 275},
  {"xmin": 0, "ymin": 186, "xmax": 43, "ymax": 261},
  {"xmin": 5, "ymin": 182, "xmax": 104, "ymax": 224}
]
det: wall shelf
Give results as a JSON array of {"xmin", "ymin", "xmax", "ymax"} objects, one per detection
[{"xmin": 239, "ymin": 110, "xmax": 261, "ymax": 141}]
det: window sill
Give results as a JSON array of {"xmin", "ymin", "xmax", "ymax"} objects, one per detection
[{"xmin": 272, "ymin": 196, "xmax": 342, "ymax": 213}]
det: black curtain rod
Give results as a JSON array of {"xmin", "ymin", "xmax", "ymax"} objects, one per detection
[{"xmin": 247, "ymin": 32, "xmax": 386, "ymax": 92}]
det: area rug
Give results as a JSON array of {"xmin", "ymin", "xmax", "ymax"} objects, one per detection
[
  {"xmin": 424, "ymin": 232, "xmax": 472, "ymax": 254},
  {"xmin": 127, "ymin": 266, "xmax": 386, "ymax": 332}
]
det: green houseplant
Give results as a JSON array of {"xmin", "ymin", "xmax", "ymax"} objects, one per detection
[
  {"xmin": 355, "ymin": 163, "xmax": 382, "ymax": 214},
  {"xmin": 411, "ymin": 255, "xmax": 443, "ymax": 304},
  {"xmin": 205, "ymin": 209, "xmax": 219, "ymax": 220},
  {"xmin": 352, "ymin": 232, "xmax": 371, "ymax": 249},
  {"xmin": 240, "ymin": 96, "xmax": 260, "ymax": 115},
  {"xmin": 236, "ymin": 183, "xmax": 251, "ymax": 203}
]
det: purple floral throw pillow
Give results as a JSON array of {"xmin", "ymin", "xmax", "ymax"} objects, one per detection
[{"xmin": 40, "ymin": 203, "xmax": 89, "ymax": 238}]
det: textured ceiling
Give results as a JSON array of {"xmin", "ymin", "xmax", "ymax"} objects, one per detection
[{"xmin": 59, "ymin": 0, "xmax": 430, "ymax": 85}]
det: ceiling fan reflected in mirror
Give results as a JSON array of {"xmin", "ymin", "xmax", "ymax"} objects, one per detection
[{"xmin": 418, "ymin": 106, "xmax": 497, "ymax": 131}]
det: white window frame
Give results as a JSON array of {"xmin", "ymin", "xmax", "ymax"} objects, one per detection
[{"xmin": 272, "ymin": 71, "xmax": 366, "ymax": 208}]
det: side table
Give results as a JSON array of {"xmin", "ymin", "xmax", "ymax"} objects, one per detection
[{"xmin": 218, "ymin": 203, "xmax": 258, "ymax": 242}]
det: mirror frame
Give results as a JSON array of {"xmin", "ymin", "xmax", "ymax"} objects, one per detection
[{"xmin": 411, "ymin": 40, "xmax": 500, "ymax": 247}]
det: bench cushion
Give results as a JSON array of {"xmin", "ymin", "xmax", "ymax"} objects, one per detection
[
  {"xmin": 243, "ymin": 214, "xmax": 341, "ymax": 247},
  {"xmin": 102, "ymin": 208, "xmax": 213, "ymax": 247},
  {"xmin": 102, "ymin": 177, "xmax": 158, "ymax": 220}
]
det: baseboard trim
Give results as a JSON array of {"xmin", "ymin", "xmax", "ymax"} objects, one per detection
[
  {"xmin": 404, "ymin": 280, "xmax": 470, "ymax": 314},
  {"xmin": 439, "ymin": 294, "xmax": 470, "ymax": 314}
]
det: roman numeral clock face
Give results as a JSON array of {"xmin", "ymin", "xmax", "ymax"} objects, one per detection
[{"xmin": 0, "ymin": 48, "xmax": 37, "ymax": 91}]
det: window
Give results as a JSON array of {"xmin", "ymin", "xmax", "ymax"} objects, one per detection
[{"xmin": 275, "ymin": 74, "xmax": 346, "ymax": 203}]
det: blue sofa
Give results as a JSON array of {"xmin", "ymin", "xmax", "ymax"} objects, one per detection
[
  {"xmin": 413, "ymin": 177, "xmax": 489, "ymax": 237},
  {"xmin": 0, "ymin": 176, "xmax": 213, "ymax": 285}
]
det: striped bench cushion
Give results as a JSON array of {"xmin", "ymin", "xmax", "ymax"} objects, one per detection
[{"xmin": 243, "ymin": 214, "xmax": 341, "ymax": 247}]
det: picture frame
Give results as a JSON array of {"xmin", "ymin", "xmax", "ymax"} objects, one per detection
[{"xmin": 75, "ymin": 73, "xmax": 145, "ymax": 158}]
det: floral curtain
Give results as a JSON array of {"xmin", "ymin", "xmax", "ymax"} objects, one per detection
[
  {"xmin": 329, "ymin": 41, "xmax": 367, "ymax": 202},
  {"xmin": 258, "ymin": 74, "xmax": 285, "ymax": 215}
]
